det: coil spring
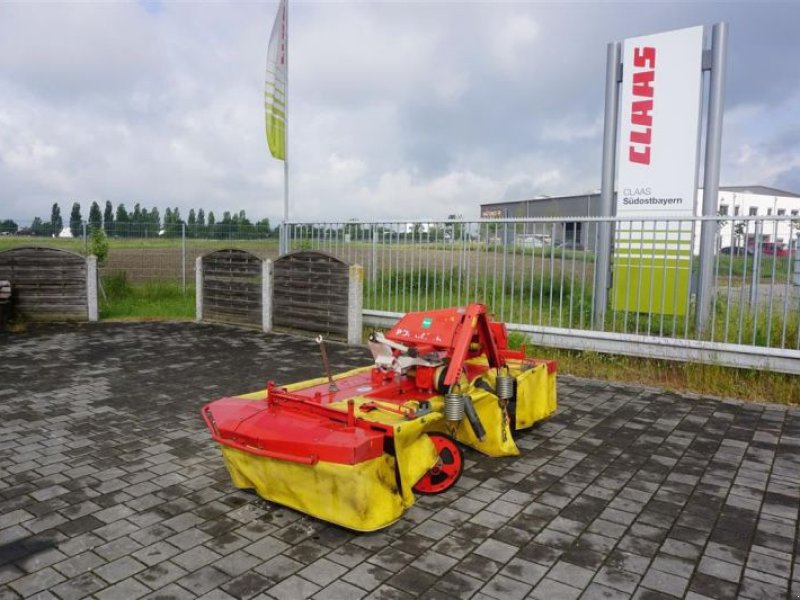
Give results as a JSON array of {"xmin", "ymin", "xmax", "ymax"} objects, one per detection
[
  {"xmin": 444, "ymin": 392, "xmax": 466, "ymax": 421},
  {"xmin": 496, "ymin": 373, "xmax": 515, "ymax": 400}
]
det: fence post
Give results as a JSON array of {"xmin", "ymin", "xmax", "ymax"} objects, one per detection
[
  {"xmin": 794, "ymin": 238, "xmax": 800, "ymax": 287},
  {"xmin": 279, "ymin": 223, "xmax": 288, "ymax": 256},
  {"xmin": 82, "ymin": 221, "xmax": 88, "ymax": 255},
  {"xmin": 348, "ymin": 264, "xmax": 364, "ymax": 345},
  {"xmin": 181, "ymin": 222, "xmax": 187, "ymax": 294},
  {"xmin": 195, "ymin": 256, "xmax": 203, "ymax": 322},
  {"xmin": 371, "ymin": 227, "xmax": 378, "ymax": 284},
  {"xmin": 262, "ymin": 259, "xmax": 273, "ymax": 333},
  {"xmin": 86, "ymin": 255, "xmax": 98, "ymax": 322},
  {"xmin": 695, "ymin": 22, "xmax": 728, "ymax": 336},
  {"xmin": 593, "ymin": 41, "xmax": 621, "ymax": 331},
  {"xmin": 749, "ymin": 220, "xmax": 762, "ymax": 308}
]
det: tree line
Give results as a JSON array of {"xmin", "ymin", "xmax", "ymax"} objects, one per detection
[{"xmin": 3, "ymin": 202, "xmax": 273, "ymax": 239}]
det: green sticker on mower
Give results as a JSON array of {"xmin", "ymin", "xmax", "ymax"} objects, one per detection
[{"xmin": 422, "ymin": 317, "xmax": 432, "ymax": 328}]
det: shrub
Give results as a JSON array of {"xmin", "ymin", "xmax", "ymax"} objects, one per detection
[
  {"xmin": 102, "ymin": 272, "xmax": 132, "ymax": 301},
  {"xmin": 89, "ymin": 227, "xmax": 109, "ymax": 265}
]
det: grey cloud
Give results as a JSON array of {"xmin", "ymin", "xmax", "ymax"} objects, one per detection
[
  {"xmin": 0, "ymin": 3, "xmax": 165, "ymax": 101},
  {"xmin": 761, "ymin": 124, "xmax": 800, "ymax": 156},
  {"xmin": 775, "ymin": 167, "xmax": 800, "ymax": 193}
]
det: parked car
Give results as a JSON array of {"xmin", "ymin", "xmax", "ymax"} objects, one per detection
[
  {"xmin": 719, "ymin": 246, "xmax": 752, "ymax": 256},
  {"xmin": 554, "ymin": 240, "xmax": 586, "ymax": 251},
  {"xmin": 758, "ymin": 242, "xmax": 790, "ymax": 257},
  {"xmin": 515, "ymin": 234, "xmax": 551, "ymax": 247},
  {"xmin": 722, "ymin": 243, "xmax": 790, "ymax": 257}
]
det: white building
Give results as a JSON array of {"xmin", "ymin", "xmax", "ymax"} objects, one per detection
[
  {"xmin": 401, "ymin": 223, "xmax": 433, "ymax": 234},
  {"xmin": 701, "ymin": 186, "xmax": 800, "ymax": 248}
]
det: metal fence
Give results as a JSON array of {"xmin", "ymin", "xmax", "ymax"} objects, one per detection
[
  {"xmin": 3, "ymin": 216, "xmax": 799, "ymax": 373},
  {"xmin": 284, "ymin": 217, "xmax": 800, "ymax": 374}
]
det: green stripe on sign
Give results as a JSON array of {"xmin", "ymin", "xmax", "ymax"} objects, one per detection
[
  {"xmin": 614, "ymin": 227, "xmax": 694, "ymax": 234},
  {"xmin": 614, "ymin": 237, "xmax": 694, "ymax": 245},
  {"xmin": 614, "ymin": 249, "xmax": 693, "ymax": 258},
  {"xmin": 611, "ymin": 258, "xmax": 690, "ymax": 316}
]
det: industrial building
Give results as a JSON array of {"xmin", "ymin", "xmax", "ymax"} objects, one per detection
[{"xmin": 480, "ymin": 185, "xmax": 800, "ymax": 251}]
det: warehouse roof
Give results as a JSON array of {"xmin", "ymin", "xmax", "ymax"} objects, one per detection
[
  {"xmin": 481, "ymin": 193, "xmax": 599, "ymax": 207},
  {"xmin": 716, "ymin": 185, "xmax": 800, "ymax": 198},
  {"xmin": 481, "ymin": 185, "xmax": 800, "ymax": 208}
]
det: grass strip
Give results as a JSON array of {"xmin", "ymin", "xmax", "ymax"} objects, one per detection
[
  {"xmin": 100, "ymin": 273, "xmax": 194, "ymax": 320},
  {"xmin": 510, "ymin": 335, "xmax": 798, "ymax": 405},
  {"xmin": 95, "ymin": 271, "xmax": 797, "ymax": 404}
]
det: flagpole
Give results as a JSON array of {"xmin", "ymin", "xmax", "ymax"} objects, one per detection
[
  {"xmin": 283, "ymin": 0, "xmax": 289, "ymax": 230},
  {"xmin": 265, "ymin": 0, "xmax": 289, "ymax": 254}
]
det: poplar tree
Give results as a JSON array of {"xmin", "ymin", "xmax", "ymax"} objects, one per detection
[
  {"xmin": 88, "ymin": 201, "xmax": 102, "ymax": 231},
  {"xmin": 103, "ymin": 201, "xmax": 114, "ymax": 234},
  {"xmin": 69, "ymin": 202, "xmax": 82, "ymax": 237},
  {"xmin": 116, "ymin": 204, "xmax": 129, "ymax": 237},
  {"xmin": 50, "ymin": 203, "xmax": 63, "ymax": 235}
]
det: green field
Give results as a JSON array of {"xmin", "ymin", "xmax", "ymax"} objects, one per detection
[{"xmin": 0, "ymin": 234, "xmax": 279, "ymax": 253}]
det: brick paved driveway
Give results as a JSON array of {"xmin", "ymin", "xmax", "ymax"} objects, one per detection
[{"xmin": 0, "ymin": 322, "xmax": 798, "ymax": 600}]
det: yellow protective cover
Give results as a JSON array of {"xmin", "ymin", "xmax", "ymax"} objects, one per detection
[
  {"xmin": 514, "ymin": 362, "xmax": 557, "ymax": 429},
  {"xmin": 323, "ymin": 396, "xmax": 440, "ymax": 506},
  {"xmin": 223, "ymin": 366, "xmax": 439, "ymax": 531},
  {"xmin": 215, "ymin": 357, "xmax": 555, "ymax": 530},
  {"xmin": 221, "ymin": 446, "xmax": 405, "ymax": 531}
]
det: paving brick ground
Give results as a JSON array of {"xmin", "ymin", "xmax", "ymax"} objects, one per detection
[{"xmin": 1, "ymin": 322, "xmax": 799, "ymax": 600}]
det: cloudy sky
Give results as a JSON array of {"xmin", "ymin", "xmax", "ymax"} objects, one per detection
[{"xmin": 1, "ymin": 1, "xmax": 799, "ymax": 225}]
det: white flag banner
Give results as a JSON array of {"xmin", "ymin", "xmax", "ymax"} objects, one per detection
[{"xmin": 265, "ymin": 0, "xmax": 287, "ymax": 160}]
